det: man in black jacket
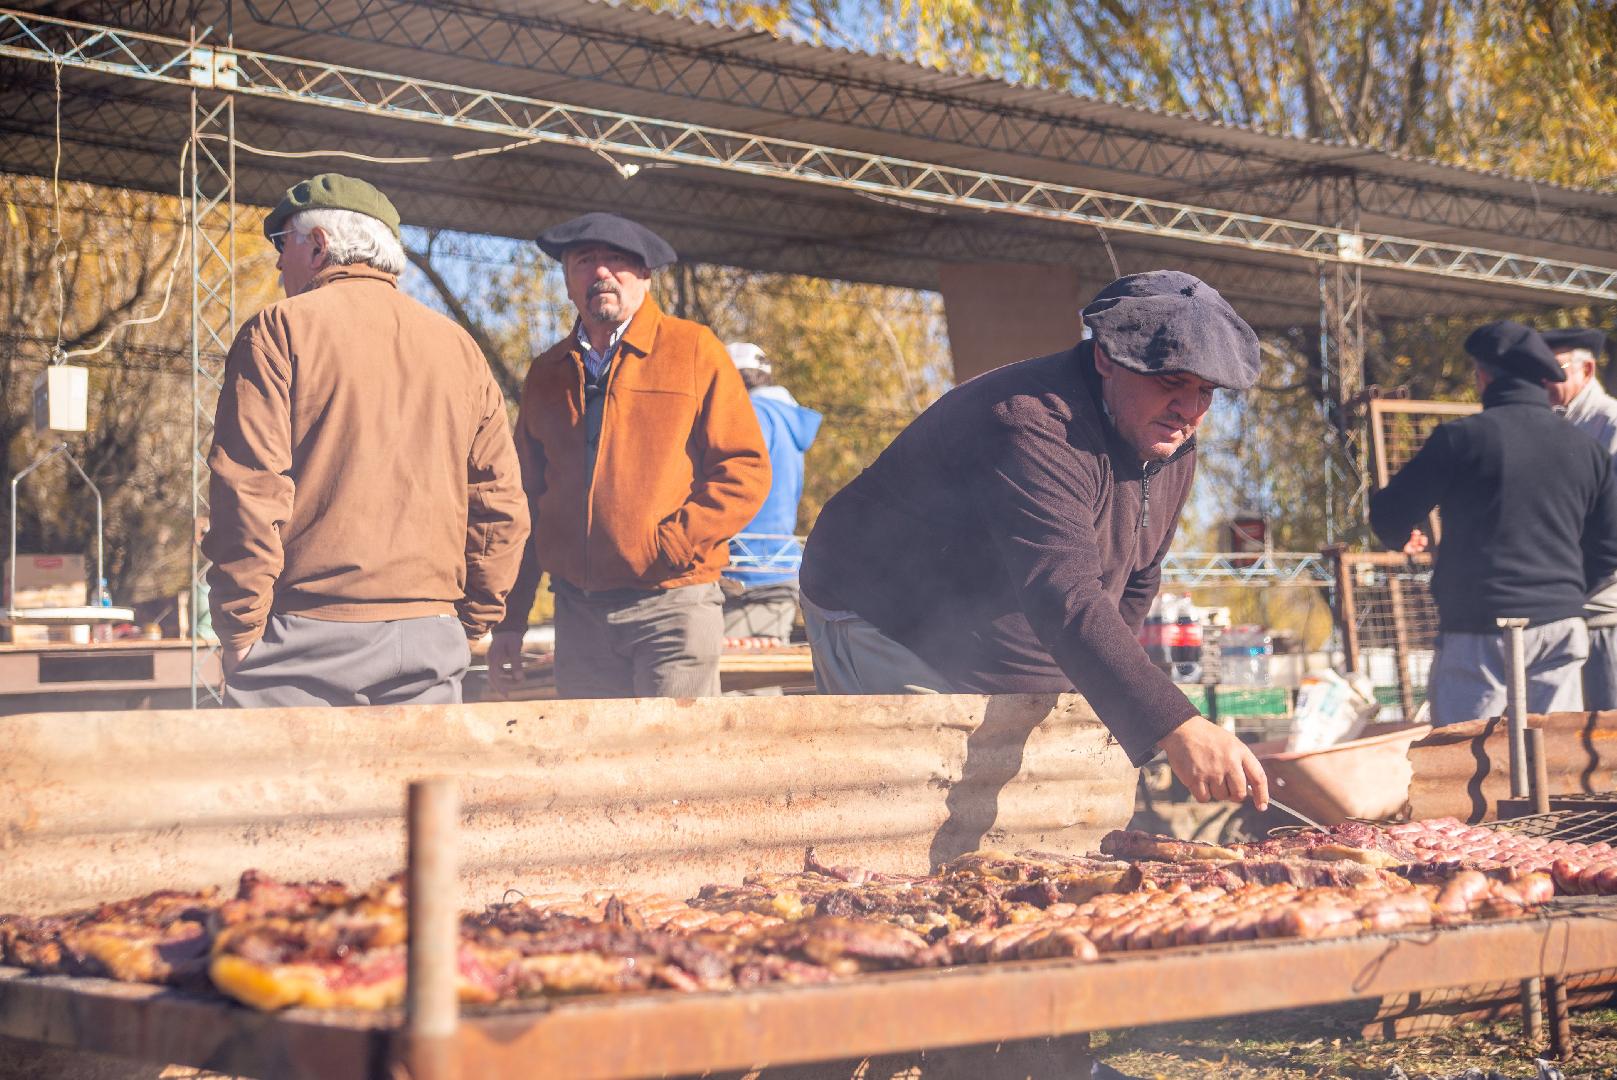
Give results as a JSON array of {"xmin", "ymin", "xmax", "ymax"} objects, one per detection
[
  {"xmin": 1370, "ymin": 321, "xmax": 1617, "ymax": 727},
  {"xmin": 799, "ymin": 270, "xmax": 1269, "ymax": 809}
]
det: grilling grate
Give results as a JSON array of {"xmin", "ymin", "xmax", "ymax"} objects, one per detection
[{"xmin": 1483, "ymin": 808, "xmax": 1617, "ymax": 844}]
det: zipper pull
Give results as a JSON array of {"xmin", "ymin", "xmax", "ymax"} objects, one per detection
[{"xmin": 1139, "ymin": 472, "xmax": 1151, "ymax": 529}]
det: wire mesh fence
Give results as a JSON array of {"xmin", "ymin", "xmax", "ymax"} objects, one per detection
[
  {"xmin": 1367, "ymin": 398, "xmax": 1480, "ymax": 546},
  {"xmin": 1330, "ymin": 550, "xmax": 1439, "ymax": 723},
  {"xmin": 1334, "ymin": 399, "xmax": 1480, "ymax": 720}
]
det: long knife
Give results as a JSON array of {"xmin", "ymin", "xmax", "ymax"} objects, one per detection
[{"xmin": 1266, "ymin": 792, "xmax": 1326, "ymax": 830}]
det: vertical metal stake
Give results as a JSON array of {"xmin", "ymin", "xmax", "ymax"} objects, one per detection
[
  {"xmin": 1527, "ymin": 727, "xmax": 1551, "ymax": 816},
  {"xmin": 1523, "ymin": 977, "xmax": 1544, "ymax": 1045},
  {"xmin": 1497, "ymin": 617, "xmax": 1530, "ymax": 799},
  {"xmin": 406, "ymin": 777, "xmax": 459, "ymax": 1080},
  {"xmin": 1546, "ymin": 974, "xmax": 1573, "ymax": 1060}
]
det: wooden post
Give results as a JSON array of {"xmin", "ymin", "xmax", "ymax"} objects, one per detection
[
  {"xmin": 1387, "ymin": 575, "xmax": 1414, "ymax": 724},
  {"xmin": 406, "ymin": 777, "xmax": 459, "ymax": 1080},
  {"xmin": 1330, "ymin": 548, "xmax": 1361, "ymax": 678}
]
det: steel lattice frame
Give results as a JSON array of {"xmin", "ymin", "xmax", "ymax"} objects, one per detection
[
  {"xmin": 239, "ymin": 0, "xmax": 1617, "ymax": 255},
  {"xmin": 1159, "ymin": 552, "xmax": 1333, "ymax": 588},
  {"xmin": 1, "ymin": 9, "xmax": 1613, "ymax": 302},
  {"xmin": 187, "ymin": 25, "xmax": 233, "ymax": 705}
]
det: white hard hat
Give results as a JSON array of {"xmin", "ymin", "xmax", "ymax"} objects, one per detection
[{"xmin": 726, "ymin": 342, "xmax": 771, "ymax": 374}]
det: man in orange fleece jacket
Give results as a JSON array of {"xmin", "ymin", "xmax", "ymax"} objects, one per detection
[{"xmin": 488, "ymin": 214, "xmax": 768, "ymax": 698}]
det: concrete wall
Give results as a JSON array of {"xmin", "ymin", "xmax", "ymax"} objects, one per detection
[{"xmin": 937, "ymin": 262, "xmax": 1087, "ymax": 382}]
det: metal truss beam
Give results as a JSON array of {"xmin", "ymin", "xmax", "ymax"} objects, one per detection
[
  {"xmin": 3, "ymin": 9, "xmax": 1614, "ymax": 302},
  {"xmin": 1159, "ymin": 552, "xmax": 1333, "ymax": 588},
  {"xmin": 237, "ymin": 0, "xmax": 1617, "ymax": 254},
  {"xmin": 187, "ymin": 21, "xmax": 232, "ymax": 706},
  {"xmin": 0, "ymin": 86, "xmax": 1539, "ymax": 329}
]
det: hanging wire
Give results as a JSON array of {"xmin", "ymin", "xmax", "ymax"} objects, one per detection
[
  {"xmin": 58, "ymin": 140, "xmax": 192, "ymax": 362},
  {"xmin": 202, "ymin": 130, "xmax": 560, "ymax": 165},
  {"xmin": 50, "ymin": 59, "xmax": 65, "ymax": 363}
]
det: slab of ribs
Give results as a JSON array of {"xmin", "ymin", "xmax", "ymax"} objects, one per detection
[{"xmin": 0, "ymin": 818, "xmax": 1592, "ymax": 1012}]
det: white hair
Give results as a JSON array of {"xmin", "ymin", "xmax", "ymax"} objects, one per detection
[
  {"xmin": 291, "ymin": 207, "xmax": 406, "ymax": 275},
  {"xmin": 1564, "ymin": 347, "xmax": 1598, "ymax": 367}
]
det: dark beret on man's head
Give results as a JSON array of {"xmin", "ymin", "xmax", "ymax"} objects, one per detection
[
  {"xmin": 1080, "ymin": 270, "xmax": 1261, "ymax": 390},
  {"xmin": 1541, "ymin": 327, "xmax": 1607, "ymax": 357},
  {"xmin": 263, "ymin": 173, "xmax": 401, "ymax": 241},
  {"xmin": 535, "ymin": 212, "xmax": 677, "ymax": 269},
  {"xmin": 1464, "ymin": 320, "xmax": 1563, "ymax": 382}
]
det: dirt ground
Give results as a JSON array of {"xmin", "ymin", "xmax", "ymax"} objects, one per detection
[{"xmin": 1090, "ymin": 1002, "xmax": 1617, "ymax": 1078}]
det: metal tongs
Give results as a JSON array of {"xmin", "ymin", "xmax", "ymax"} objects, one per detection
[{"xmin": 1266, "ymin": 777, "xmax": 1326, "ymax": 830}]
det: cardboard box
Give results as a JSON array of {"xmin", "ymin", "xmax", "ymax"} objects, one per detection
[
  {"xmin": 4, "ymin": 554, "xmax": 89, "ymax": 609},
  {"xmin": 5, "ymin": 623, "xmax": 91, "ymax": 646}
]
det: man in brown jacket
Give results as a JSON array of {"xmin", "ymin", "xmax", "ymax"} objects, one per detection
[
  {"xmin": 487, "ymin": 213, "xmax": 769, "ymax": 698},
  {"xmin": 205, "ymin": 174, "xmax": 529, "ymax": 707}
]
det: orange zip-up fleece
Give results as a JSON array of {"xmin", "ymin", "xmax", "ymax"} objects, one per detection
[
  {"xmin": 205, "ymin": 264, "xmax": 530, "ymax": 648},
  {"xmin": 497, "ymin": 295, "xmax": 769, "ymax": 626}
]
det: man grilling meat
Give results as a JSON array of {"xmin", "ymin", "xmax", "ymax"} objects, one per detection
[
  {"xmin": 799, "ymin": 270, "xmax": 1269, "ymax": 809},
  {"xmin": 1371, "ymin": 321, "xmax": 1617, "ymax": 726}
]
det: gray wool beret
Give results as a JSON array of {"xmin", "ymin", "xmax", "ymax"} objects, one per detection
[
  {"xmin": 1081, "ymin": 270, "xmax": 1261, "ymax": 390},
  {"xmin": 1464, "ymin": 321, "xmax": 1563, "ymax": 383},
  {"xmin": 535, "ymin": 212, "xmax": 678, "ymax": 269}
]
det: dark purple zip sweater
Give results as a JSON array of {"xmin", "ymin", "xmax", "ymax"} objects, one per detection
[{"xmin": 799, "ymin": 340, "xmax": 1199, "ymax": 765}]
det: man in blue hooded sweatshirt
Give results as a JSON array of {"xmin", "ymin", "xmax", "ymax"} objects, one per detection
[{"xmin": 722, "ymin": 342, "xmax": 823, "ymax": 642}]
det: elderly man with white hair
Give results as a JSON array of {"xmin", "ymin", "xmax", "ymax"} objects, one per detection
[
  {"xmin": 204, "ymin": 173, "xmax": 529, "ymax": 707},
  {"xmin": 1545, "ymin": 326, "xmax": 1617, "ymax": 709}
]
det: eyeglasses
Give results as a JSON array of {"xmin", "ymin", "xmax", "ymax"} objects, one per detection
[{"xmin": 267, "ymin": 228, "xmax": 294, "ymax": 253}]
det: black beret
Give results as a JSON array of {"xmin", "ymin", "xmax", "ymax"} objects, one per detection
[
  {"xmin": 263, "ymin": 173, "xmax": 400, "ymax": 241},
  {"xmin": 1464, "ymin": 321, "xmax": 1563, "ymax": 382},
  {"xmin": 535, "ymin": 212, "xmax": 677, "ymax": 269},
  {"xmin": 1081, "ymin": 270, "xmax": 1261, "ymax": 390},
  {"xmin": 1541, "ymin": 327, "xmax": 1607, "ymax": 357}
]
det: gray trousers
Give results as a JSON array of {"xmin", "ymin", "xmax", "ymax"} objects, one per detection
[
  {"xmin": 553, "ymin": 580, "xmax": 723, "ymax": 698},
  {"xmin": 1428, "ymin": 616, "xmax": 1587, "ymax": 727},
  {"xmin": 225, "ymin": 612, "xmax": 470, "ymax": 709},
  {"xmin": 801, "ymin": 594, "xmax": 953, "ymax": 694},
  {"xmin": 1584, "ymin": 624, "xmax": 1617, "ymax": 712},
  {"xmin": 722, "ymin": 582, "xmax": 801, "ymax": 641}
]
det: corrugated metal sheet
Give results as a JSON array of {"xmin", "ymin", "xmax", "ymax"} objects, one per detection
[
  {"xmin": 1407, "ymin": 711, "xmax": 1617, "ymax": 823},
  {"xmin": 0, "ymin": 693, "xmax": 1135, "ymax": 915}
]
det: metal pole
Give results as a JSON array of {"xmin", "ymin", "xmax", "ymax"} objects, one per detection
[
  {"xmin": 1497, "ymin": 617, "xmax": 1530, "ymax": 799},
  {"xmin": 1523, "ymin": 977, "xmax": 1544, "ymax": 1045},
  {"xmin": 1528, "ymin": 727, "xmax": 1551, "ymax": 816},
  {"xmin": 1546, "ymin": 974, "xmax": 1573, "ymax": 1060},
  {"xmin": 406, "ymin": 777, "xmax": 460, "ymax": 1080}
]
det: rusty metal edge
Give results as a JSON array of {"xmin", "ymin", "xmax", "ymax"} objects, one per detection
[
  {"xmin": 5, "ymin": 912, "xmax": 1616, "ymax": 1080},
  {"xmin": 444, "ymin": 913, "xmax": 1614, "ymax": 1079}
]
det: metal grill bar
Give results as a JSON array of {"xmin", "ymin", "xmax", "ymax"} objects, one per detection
[
  {"xmin": 3, "ymin": 8, "xmax": 1615, "ymax": 300},
  {"xmin": 1486, "ymin": 810, "xmax": 1617, "ymax": 843}
]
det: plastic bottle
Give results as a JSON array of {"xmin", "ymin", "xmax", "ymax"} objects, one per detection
[
  {"xmin": 1169, "ymin": 613, "xmax": 1203, "ymax": 683},
  {"xmin": 1220, "ymin": 624, "xmax": 1272, "ymax": 686}
]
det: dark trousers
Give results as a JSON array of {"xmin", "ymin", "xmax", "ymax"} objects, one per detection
[
  {"xmin": 225, "ymin": 612, "xmax": 470, "ymax": 708},
  {"xmin": 552, "ymin": 580, "xmax": 723, "ymax": 698}
]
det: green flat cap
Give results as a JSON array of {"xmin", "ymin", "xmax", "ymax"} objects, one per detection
[{"xmin": 262, "ymin": 173, "xmax": 401, "ymax": 241}]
